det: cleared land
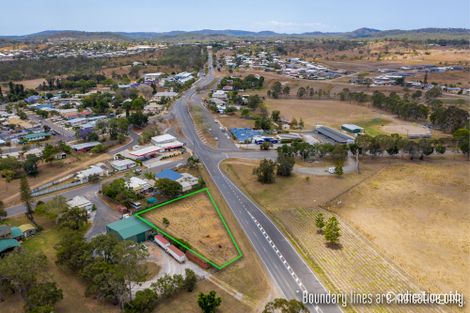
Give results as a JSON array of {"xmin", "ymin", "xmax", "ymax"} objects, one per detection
[
  {"xmin": 221, "ymin": 158, "xmax": 463, "ymax": 313},
  {"xmin": 329, "ymin": 160, "xmax": 470, "ymax": 301},
  {"xmin": 141, "ymin": 190, "xmax": 240, "ymax": 267},
  {"xmin": 263, "ymin": 98, "xmax": 437, "ymax": 137}
]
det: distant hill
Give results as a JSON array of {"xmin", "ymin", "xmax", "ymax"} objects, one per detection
[{"xmin": 1, "ymin": 27, "xmax": 469, "ymax": 41}]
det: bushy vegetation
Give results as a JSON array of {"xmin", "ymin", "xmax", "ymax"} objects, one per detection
[
  {"xmin": 0, "ymin": 56, "xmax": 105, "ymax": 82},
  {"xmin": 55, "ymin": 233, "xmax": 148, "ymax": 308},
  {"xmin": 102, "ymin": 178, "xmax": 143, "ymax": 208},
  {"xmin": 218, "ymin": 74, "xmax": 264, "ymax": 90},
  {"xmin": 157, "ymin": 45, "xmax": 206, "ymax": 71}
]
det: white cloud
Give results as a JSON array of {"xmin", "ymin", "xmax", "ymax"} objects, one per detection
[{"xmin": 253, "ymin": 20, "xmax": 331, "ymax": 33}]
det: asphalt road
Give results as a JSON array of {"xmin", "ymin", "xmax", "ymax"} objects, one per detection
[{"xmin": 171, "ymin": 51, "xmax": 342, "ymax": 313}]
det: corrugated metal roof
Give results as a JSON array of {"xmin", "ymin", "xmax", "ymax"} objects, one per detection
[
  {"xmin": 0, "ymin": 239, "xmax": 20, "ymax": 253},
  {"xmin": 106, "ymin": 216, "xmax": 151, "ymax": 240},
  {"xmin": 156, "ymin": 169, "xmax": 183, "ymax": 181}
]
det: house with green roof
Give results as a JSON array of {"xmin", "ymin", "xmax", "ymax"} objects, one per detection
[
  {"xmin": 0, "ymin": 239, "xmax": 20, "ymax": 254},
  {"xmin": 106, "ymin": 216, "xmax": 152, "ymax": 243}
]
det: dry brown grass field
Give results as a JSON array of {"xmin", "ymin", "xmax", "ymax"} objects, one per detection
[
  {"xmin": 142, "ymin": 190, "xmax": 240, "ymax": 266},
  {"xmin": 221, "ymin": 157, "xmax": 468, "ymax": 313},
  {"xmin": 329, "ymin": 160, "xmax": 470, "ymax": 301}
]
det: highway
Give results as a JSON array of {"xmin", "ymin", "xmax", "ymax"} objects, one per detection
[{"xmin": 171, "ymin": 49, "xmax": 342, "ymax": 313}]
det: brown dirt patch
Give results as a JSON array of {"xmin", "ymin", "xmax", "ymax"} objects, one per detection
[{"xmin": 142, "ymin": 191, "xmax": 239, "ymax": 267}]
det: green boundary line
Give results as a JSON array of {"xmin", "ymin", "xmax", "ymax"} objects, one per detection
[{"xmin": 135, "ymin": 188, "xmax": 243, "ymax": 270}]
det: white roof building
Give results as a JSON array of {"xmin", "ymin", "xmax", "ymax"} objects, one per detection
[
  {"xmin": 151, "ymin": 134, "xmax": 177, "ymax": 145},
  {"xmin": 176, "ymin": 173, "xmax": 199, "ymax": 192},
  {"xmin": 110, "ymin": 159, "xmax": 136, "ymax": 171},
  {"xmin": 66, "ymin": 196, "xmax": 94, "ymax": 213},
  {"xmin": 212, "ymin": 90, "xmax": 227, "ymax": 100},
  {"xmin": 126, "ymin": 176, "xmax": 153, "ymax": 192},
  {"xmin": 144, "ymin": 72, "xmax": 163, "ymax": 82},
  {"xmin": 76, "ymin": 164, "xmax": 108, "ymax": 182}
]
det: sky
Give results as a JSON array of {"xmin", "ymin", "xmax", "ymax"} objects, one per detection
[{"xmin": 1, "ymin": 0, "xmax": 469, "ymax": 35}]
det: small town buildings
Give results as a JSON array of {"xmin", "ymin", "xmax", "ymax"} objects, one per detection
[
  {"xmin": 156, "ymin": 169, "xmax": 183, "ymax": 181},
  {"xmin": 177, "ymin": 173, "xmax": 199, "ymax": 192},
  {"xmin": 316, "ymin": 125, "xmax": 355, "ymax": 144},
  {"xmin": 67, "ymin": 195, "xmax": 94, "ymax": 214},
  {"xmin": 18, "ymin": 224, "xmax": 37, "ymax": 238},
  {"xmin": 129, "ymin": 145, "xmax": 161, "ymax": 160},
  {"xmin": 106, "ymin": 216, "xmax": 152, "ymax": 243},
  {"xmin": 71, "ymin": 141, "xmax": 101, "ymax": 152},
  {"xmin": 126, "ymin": 177, "xmax": 153, "ymax": 193},
  {"xmin": 144, "ymin": 72, "xmax": 164, "ymax": 82},
  {"xmin": 151, "ymin": 134, "xmax": 177, "ymax": 145},
  {"xmin": 0, "ymin": 239, "xmax": 20, "ymax": 254},
  {"xmin": 0, "ymin": 225, "xmax": 22, "ymax": 254},
  {"xmin": 155, "ymin": 169, "xmax": 198, "ymax": 192},
  {"xmin": 341, "ymin": 124, "xmax": 364, "ymax": 134},
  {"xmin": 212, "ymin": 90, "xmax": 227, "ymax": 100},
  {"xmin": 21, "ymin": 132, "xmax": 50, "ymax": 143},
  {"xmin": 76, "ymin": 164, "xmax": 108, "ymax": 183},
  {"xmin": 110, "ymin": 159, "xmax": 137, "ymax": 171},
  {"xmin": 153, "ymin": 91, "xmax": 178, "ymax": 101}
]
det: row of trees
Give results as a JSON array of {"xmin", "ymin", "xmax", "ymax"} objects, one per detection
[
  {"xmin": 339, "ymin": 88, "xmax": 468, "ymax": 133},
  {"xmin": 253, "ymin": 146, "xmax": 297, "ymax": 184},
  {"xmin": 0, "ymin": 141, "xmax": 72, "ymax": 181},
  {"xmin": 218, "ymin": 74, "xmax": 264, "ymax": 91}
]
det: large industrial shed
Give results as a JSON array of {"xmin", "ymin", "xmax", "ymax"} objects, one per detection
[
  {"xmin": 106, "ymin": 216, "xmax": 152, "ymax": 243},
  {"xmin": 316, "ymin": 125, "xmax": 355, "ymax": 144}
]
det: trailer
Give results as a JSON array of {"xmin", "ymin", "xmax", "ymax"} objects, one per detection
[
  {"xmin": 153, "ymin": 234, "xmax": 170, "ymax": 249},
  {"xmin": 167, "ymin": 245, "xmax": 186, "ymax": 263}
]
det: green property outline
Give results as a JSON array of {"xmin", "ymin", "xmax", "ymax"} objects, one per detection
[{"xmin": 135, "ymin": 188, "xmax": 243, "ymax": 270}]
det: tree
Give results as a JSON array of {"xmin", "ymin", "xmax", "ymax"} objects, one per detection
[
  {"xmin": 23, "ymin": 154, "xmax": 39, "ymax": 176},
  {"xmin": 155, "ymin": 178, "xmax": 183, "ymax": 199},
  {"xmin": 260, "ymin": 141, "xmax": 271, "ymax": 151},
  {"xmin": 162, "ymin": 217, "xmax": 170, "ymax": 227},
  {"xmin": 453, "ymin": 128, "xmax": 470, "ymax": 159},
  {"xmin": 55, "ymin": 232, "xmax": 92, "ymax": 271},
  {"xmin": 276, "ymin": 151, "xmax": 295, "ymax": 177},
  {"xmin": 263, "ymin": 298, "xmax": 308, "ymax": 313},
  {"xmin": 127, "ymin": 111, "xmax": 148, "ymax": 128},
  {"xmin": 25, "ymin": 282, "xmax": 63, "ymax": 313},
  {"xmin": 282, "ymin": 85, "xmax": 290, "ymax": 96},
  {"xmin": 435, "ymin": 144, "xmax": 446, "ymax": 154},
  {"xmin": 324, "ymin": 216, "xmax": 341, "ymax": 246},
  {"xmin": 197, "ymin": 290, "xmax": 222, "ymax": 313},
  {"xmin": 183, "ymin": 268, "xmax": 197, "ymax": 292},
  {"xmin": 58, "ymin": 206, "xmax": 88, "ymax": 230},
  {"xmin": 271, "ymin": 110, "xmax": 281, "ymax": 123},
  {"xmin": 334, "ymin": 161, "xmax": 344, "ymax": 176},
  {"xmin": 123, "ymin": 289, "xmax": 158, "ymax": 313},
  {"xmin": 255, "ymin": 116, "xmax": 272, "ymax": 131},
  {"xmin": 20, "ymin": 176, "xmax": 38, "ymax": 228},
  {"xmin": 296, "ymin": 87, "xmax": 306, "ymax": 98},
  {"xmin": 253, "ymin": 159, "xmax": 276, "ymax": 184},
  {"xmin": 0, "ymin": 250, "xmax": 48, "ymax": 298},
  {"xmin": 315, "ymin": 213, "xmax": 325, "ymax": 233},
  {"xmin": 42, "ymin": 144, "xmax": 58, "ymax": 164}
]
